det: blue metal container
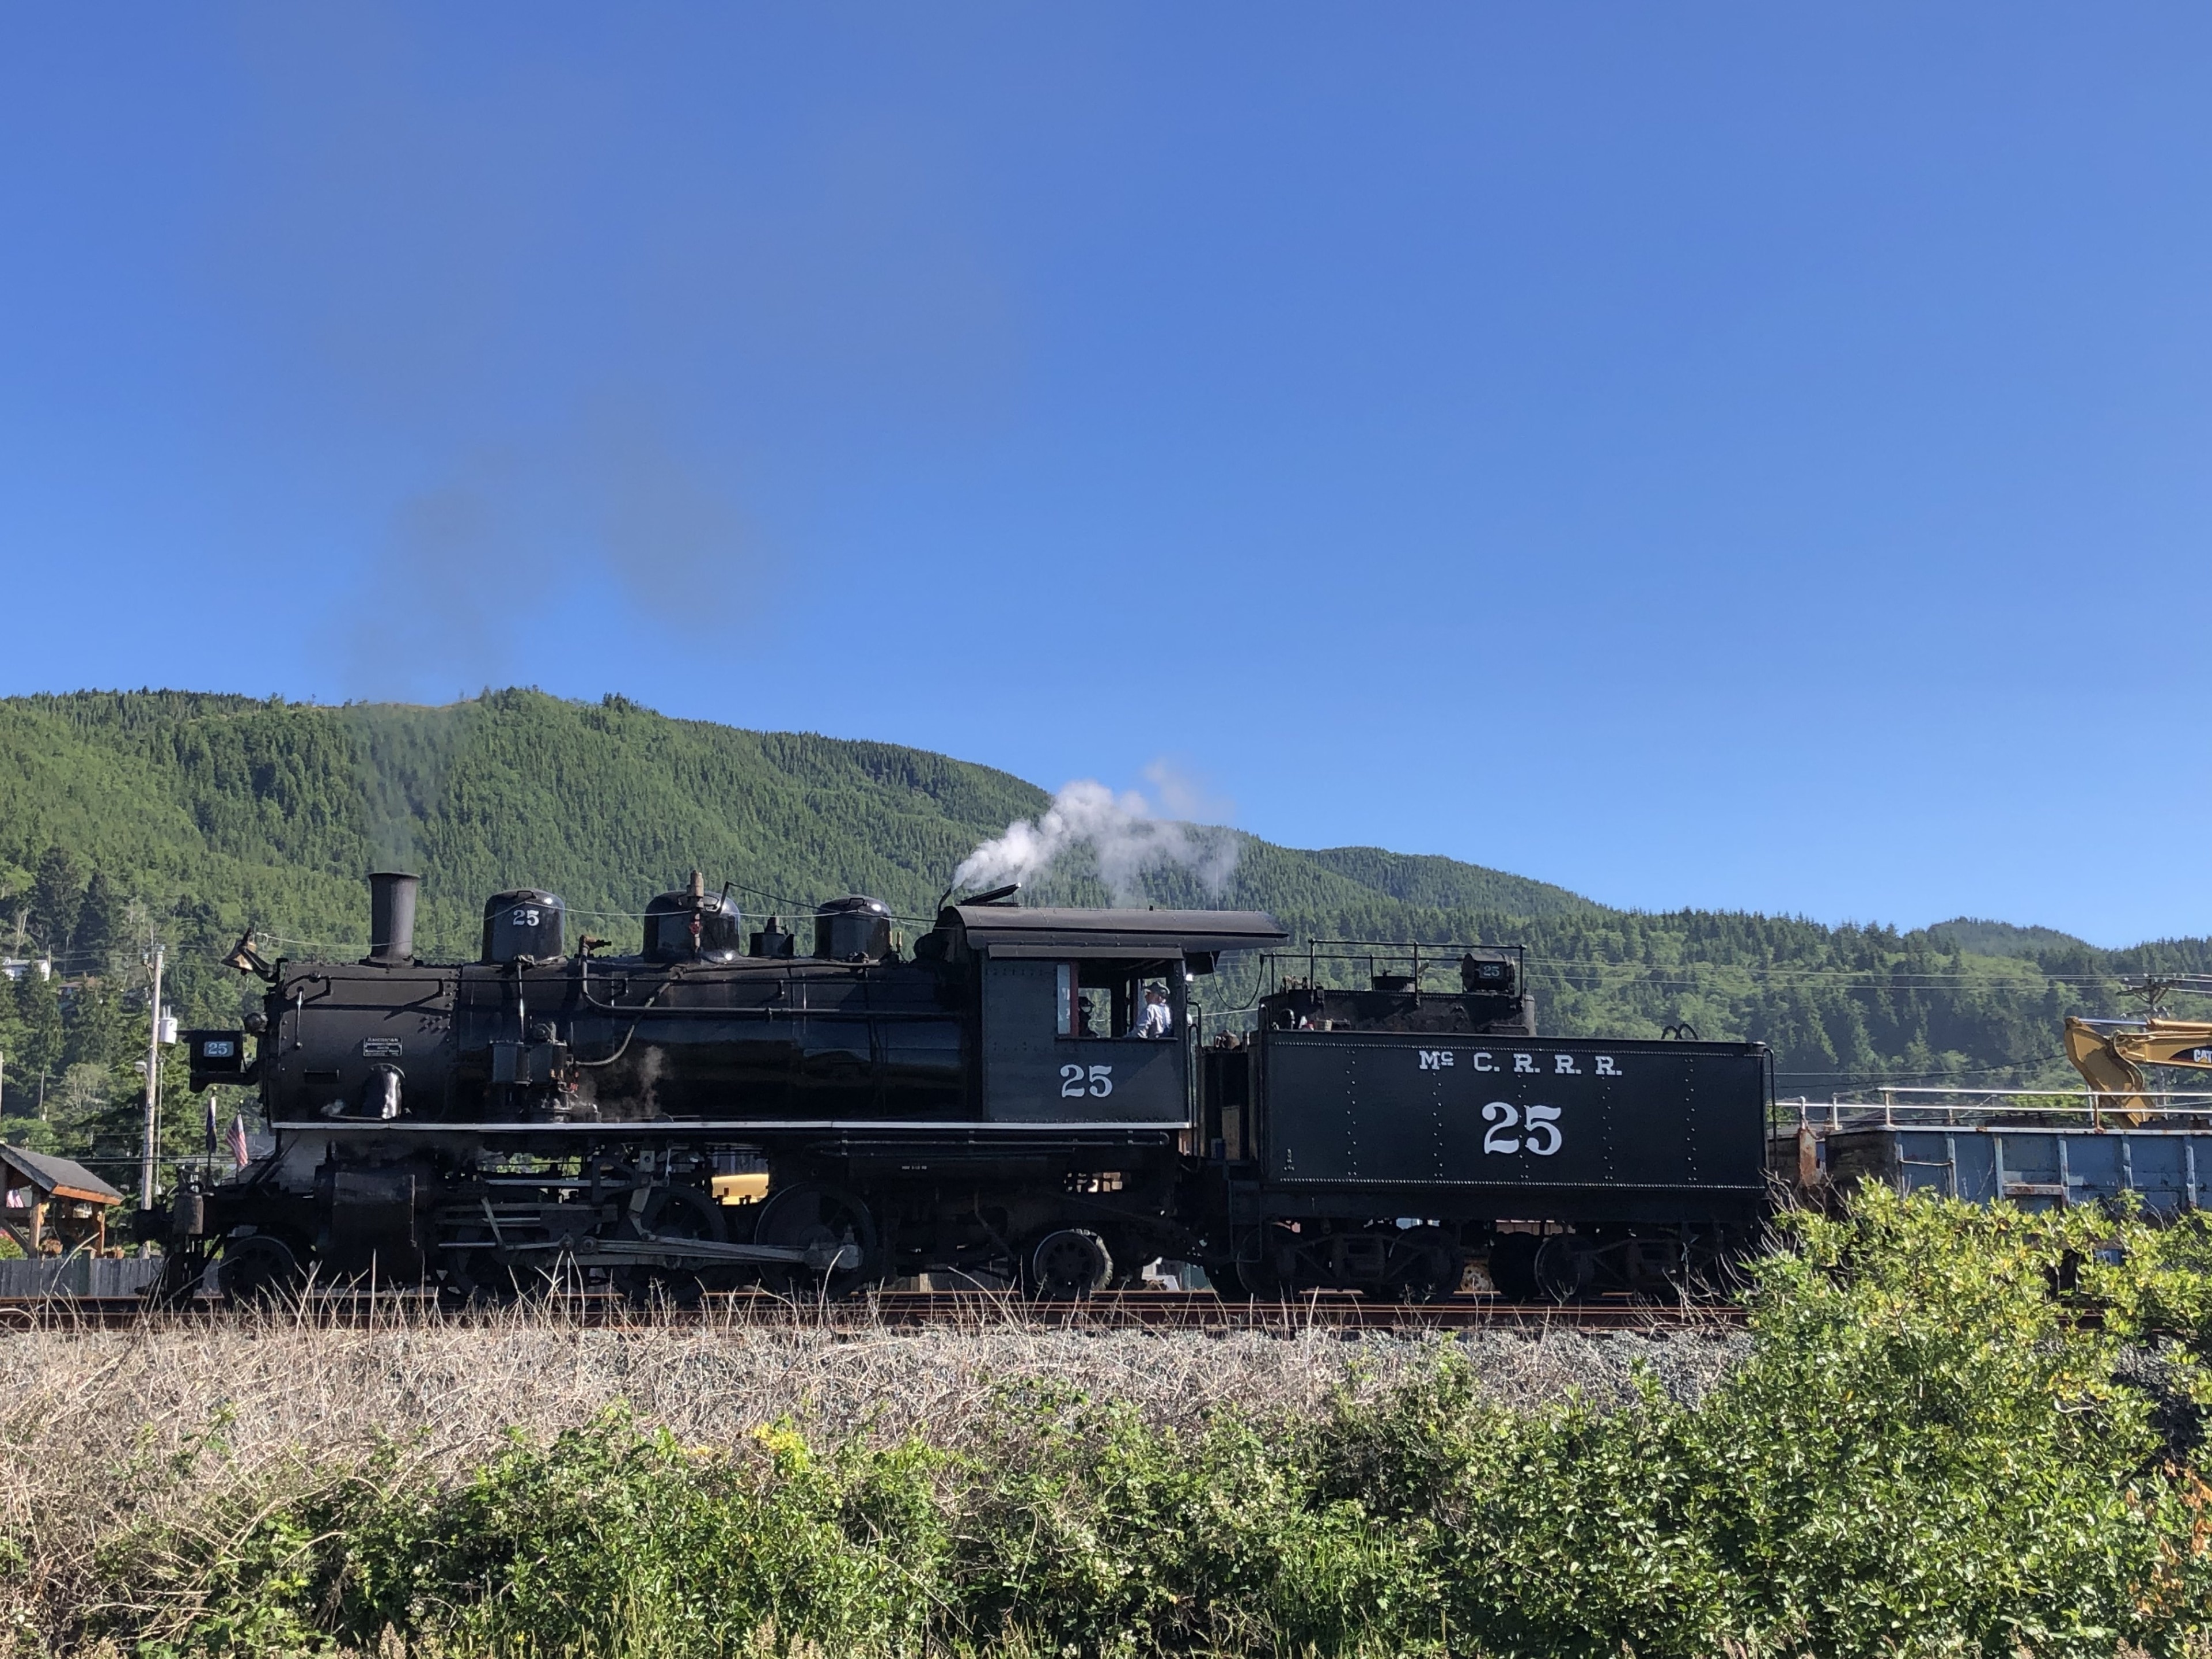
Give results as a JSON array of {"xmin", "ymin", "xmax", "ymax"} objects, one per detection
[{"xmin": 1817, "ymin": 1124, "xmax": 2212, "ymax": 1214}]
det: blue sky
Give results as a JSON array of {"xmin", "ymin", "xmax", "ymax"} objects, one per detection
[{"xmin": 2, "ymin": 5, "xmax": 2208, "ymax": 946}]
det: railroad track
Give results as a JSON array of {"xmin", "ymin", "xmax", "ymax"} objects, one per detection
[{"xmin": 0, "ymin": 1289, "xmax": 1747, "ymax": 1334}]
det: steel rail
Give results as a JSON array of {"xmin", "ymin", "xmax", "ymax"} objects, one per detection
[{"xmin": 0, "ymin": 1289, "xmax": 1747, "ymax": 1334}]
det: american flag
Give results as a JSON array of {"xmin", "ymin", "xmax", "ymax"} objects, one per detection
[{"xmin": 228, "ymin": 1113, "xmax": 252, "ymax": 1169}]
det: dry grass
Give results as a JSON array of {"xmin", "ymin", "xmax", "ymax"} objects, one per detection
[
  {"xmin": 0, "ymin": 1302, "xmax": 1743, "ymax": 1650},
  {"xmin": 0, "ymin": 1301, "xmax": 1747, "ymax": 1461}
]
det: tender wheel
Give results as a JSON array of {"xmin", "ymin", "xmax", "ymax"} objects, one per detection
[
  {"xmin": 215, "ymin": 1233, "xmax": 303, "ymax": 1306},
  {"xmin": 613, "ymin": 1184, "xmax": 728, "ymax": 1309},
  {"xmin": 1534, "ymin": 1235, "xmax": 1596, "ymax": 1303},
  {"xmin": 1386, "ymin": 1226, "xmax": 1465, "ymax": 1303},
  {"xmin": 1236, "ymin": 1223, "xmax": 1300, "ymax": 1300},
  {"xmin": 753, "ymin": 1184, "xmax": 877, "ymax": 1299},
  {"xmin": 1681, "ymin": 1230, "xmax": 1749, "ymax": 1301},
  {"xmin": 1198, "ymin": 1261, "xmax": 1255, "ymax": 1301},
  {"xmin": 1486, "ymin": 1233, "xmax": 1539, "ymax": 1302},
  {"xmin": 1023, "ymin": 1229, "xmax": 1113, "ymax": 1300}
]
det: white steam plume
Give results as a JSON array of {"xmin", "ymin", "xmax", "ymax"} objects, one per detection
[{"xmin": 954, "ymin": 780, "xmax": 1238, "ymax": 906}]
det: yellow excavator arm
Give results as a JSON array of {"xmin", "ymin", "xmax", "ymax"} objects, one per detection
[{"xmin": 2064, "ymin": 1015, "xmax": 2212, "ymax": 1120}]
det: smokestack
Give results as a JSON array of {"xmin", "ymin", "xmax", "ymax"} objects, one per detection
[{"xmin": 367, "ymin": 871, "xmax": 420, "ymax": 966}]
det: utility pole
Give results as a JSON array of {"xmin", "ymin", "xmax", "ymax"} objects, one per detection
[{"xmin": 139, "ymin": 943, "xmax": 163, "ymax": 1229}]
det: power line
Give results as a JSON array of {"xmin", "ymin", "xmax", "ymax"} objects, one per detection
[
  {"xmin": 1775, "ymin": 1058, "xmax": 2069, "ymax": 1082},
  {"xmin": 1527, "ymin": 957, "xmax": 2199, "ymax": 990}
]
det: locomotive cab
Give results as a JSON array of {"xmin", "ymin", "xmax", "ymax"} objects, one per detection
[{"xmin": 941, "ymin": 906, "xmax": 1291, "ymax": 1127}]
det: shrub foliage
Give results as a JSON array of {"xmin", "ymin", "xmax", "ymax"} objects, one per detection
[{"xmin": 63, "ymin": 1188, "xmax": 2212, "ymax": 1657}]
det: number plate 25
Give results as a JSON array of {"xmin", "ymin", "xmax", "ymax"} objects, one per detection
[
  {"xmin": 1480, "ymin": 1101, "xmax": 1562, "ymax": 1156},
  {"xmin": 1060, "ymin": 1064, "xmax": 1115, "ymax": 1099}
]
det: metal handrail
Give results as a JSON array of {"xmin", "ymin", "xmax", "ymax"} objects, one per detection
[
  {"xmin": 1264, "ymin": 940, "xmax": 1527, "ymax": 997},
  {"xmin": 1779, "ymin": 1086, "xmax": 2212, "ymax": 1135}
]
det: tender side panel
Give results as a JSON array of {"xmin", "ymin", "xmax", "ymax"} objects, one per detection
[{"xmin": 1260, "ymin": 1033, "xmax": 1766, "ymax": 1193}]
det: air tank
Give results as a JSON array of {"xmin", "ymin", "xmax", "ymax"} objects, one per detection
[{"xmin": 815, "ymin": 895, "xmax": 892, "ymax": 962}]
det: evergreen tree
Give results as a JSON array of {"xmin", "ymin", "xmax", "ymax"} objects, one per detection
[
  {"xmin": 0, "ymin": 685, "xmax": 2203, "ymax": 1100},
  {"xmin": 70, "ymin": 870, "xmax": 126, "ymax": 974},
  {"xmin": 62, "ymin": 976, "xmax": 139, "ymax": 1071},
  {"xmin": 29, "ymin": 846, "xmax": 82, "ymax": 960},
  {"xmin": 0, "ymin": 979, "xmax": 22, "ymax": 1117},
  {"xmin": 10, "ymin": 971, "xmax": 64, "ymax": 1101}
]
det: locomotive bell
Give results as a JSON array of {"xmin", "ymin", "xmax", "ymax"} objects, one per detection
[
  {"xmin": 749, "ymin": 915, "xmax": 796, "ymax": 958},
  {"xmin": 815, "ymin": 895, "xmax": 892, "ymax": 962},
  {"xmin": 481, "ymin": 889, "xmax": 566, "ymax": 963}
]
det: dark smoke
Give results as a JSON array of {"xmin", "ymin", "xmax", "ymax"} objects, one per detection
[
  {"xmin": 347, "ymin": 700, "xmax": 475, "ymax": 874},
  {"xmin": 592, "ymin": 411, "xmax": 759, "ymax": 625},
  {"xmin": 341, "ymin": 471, "xmax": 516, "ymax": 705},
  {"xmin": 219, "ymin": 6, "xmax": 1012, "ymax": 866}
]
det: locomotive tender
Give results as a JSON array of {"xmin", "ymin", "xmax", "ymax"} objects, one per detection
[{"xmin": 169, "ymin": 870, "xmax": 1772, "ymax": 1302}]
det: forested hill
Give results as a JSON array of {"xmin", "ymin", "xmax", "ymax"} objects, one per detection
[{"xmin": 2, "ymin": 688, "xmax": 2207, "ymax": 1150}]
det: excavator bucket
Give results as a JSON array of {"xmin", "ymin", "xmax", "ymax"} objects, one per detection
[{"xmin": 2063, "ymin": 1017, "xmax": 2154, "ymax": 1124}]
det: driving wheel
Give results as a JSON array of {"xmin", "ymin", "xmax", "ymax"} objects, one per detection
[
  {"xmin": 613, "ymin": 1183, "xmax": 728, "ymax": 1308},
  {"xmin": 753, "ymin": 1184, "xmax": 877, "ymax": 1299}
]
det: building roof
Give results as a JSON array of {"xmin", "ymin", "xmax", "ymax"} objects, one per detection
[
  {"xmin": 0, "ymin": 1146, "xmax": 124, "ymax": 1205},
  {"xmin": 944, "ymin": 905, "xmax": 1289, "ymax": 960}
]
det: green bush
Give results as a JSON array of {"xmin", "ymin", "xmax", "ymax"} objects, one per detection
[{"xmin": 100, "ymin": 1188, "xmax": 2212, "ymax": 1657}]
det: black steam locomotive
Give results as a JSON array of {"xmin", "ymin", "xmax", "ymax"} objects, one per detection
[{"xmin": 167, "ymin": 870, "xmax": 1771, "ymax": 1303}]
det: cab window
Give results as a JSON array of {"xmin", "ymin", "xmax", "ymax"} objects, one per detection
[{"xmin": 1055, "ymin": 962, "xmax": 1175, "ymax": 1039}]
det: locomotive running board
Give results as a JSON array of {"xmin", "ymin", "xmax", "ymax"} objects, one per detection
[
  {"xmin": 272, "ymin": 1119, "xmax": 1192, "ymax": 1134},
  {"xmin": 575, "ymin": 1234, "xmax": 863, "ymax": 1273}
]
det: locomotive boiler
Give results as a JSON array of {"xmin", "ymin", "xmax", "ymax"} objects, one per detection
[
  {"xmin": 167, "ymin": 869, "xmax": 1773, "ymax": 1304},
  {"xmin": 173, "ymin": 870, "xmax": 1289, "ymax": 1301}
]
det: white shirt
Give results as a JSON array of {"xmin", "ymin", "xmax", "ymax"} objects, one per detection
[{"xmin": 1137, "ymin": 999, "xmax": 1173, "ymax": 1038}]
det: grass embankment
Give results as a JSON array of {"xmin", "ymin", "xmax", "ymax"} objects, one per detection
[{"xmin": 9, "ymin": 1190, "xmax": 2212, "ymax": 1656}]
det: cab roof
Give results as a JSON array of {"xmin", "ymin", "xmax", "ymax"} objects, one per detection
[{"xmin": 942, "ymin": 905, "xmax": 1289, "ymax": 960}]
